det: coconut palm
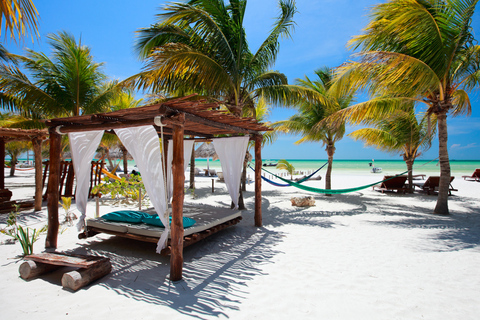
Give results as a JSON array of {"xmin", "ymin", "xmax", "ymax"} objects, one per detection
[
  {"xmin": 348, "ymin": 107, "xmax": 436, "ymax": 192},
  {"xmin": 331, "ymin": 0, "xmax": 480, "ymax": 214},
  {"xmin": 0, "ymin": 31, "xmax": 120, "ymax": 119},
  {"xmin": 5, "ymin": 140, "xmax": 30, "ymax": 176},
  {"xmin": 273, "ymin": 67, "xmax": 355, "ymax": 192},
  {"xmin": 132, "ymin": 0, "xmax": 309, "ymax": 117},
  {"xmin": 0, "ymin": 0, "xmax": 39, "ymax": 42},
  {"xmin": 276, "ymin": 159, "xmax": 295, "ymax": 180}
]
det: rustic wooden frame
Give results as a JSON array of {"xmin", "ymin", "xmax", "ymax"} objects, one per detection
[{"xmin": 44, "ymin": 95, "xmax": 267, "ymax": 281}]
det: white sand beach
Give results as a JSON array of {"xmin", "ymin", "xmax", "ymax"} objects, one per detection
[{"xmin": 1, "ymin": 168, "xmax": 479, "ymax": 320}]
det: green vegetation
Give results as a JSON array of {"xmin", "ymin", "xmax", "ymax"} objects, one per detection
[
  {"xmin": 92, "ymin": 175, "xmax": 146, "ymax": 205},
  {"xmin": 273, "ymin": 67, "xmax": 355, "ymax": 192},
  {"xmin": 276, "ymin": 159, "xmax": 295, "ymax": 180},
  {"xmin": 349, "ymin": 107, "xmax": 436, "ymax": 192},
  {"xmin": 1, "ymin": 205, "xmax": 47, "ymax": 256},
  {"xmin": 330, "ymin": 0, "xmax": 479, "ymax": 214},
  {"xmin": 133, "ymin": 0, "xmax": 303, "ymax": 117}
]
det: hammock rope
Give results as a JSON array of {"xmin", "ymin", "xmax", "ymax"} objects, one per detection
[
  {"xmin": 261, "ymin": 166, "xmax": 409, "ymax": 194},
  {"xmin": 249, "ymin": 162, "xmax": 328, "ymax": 187}
]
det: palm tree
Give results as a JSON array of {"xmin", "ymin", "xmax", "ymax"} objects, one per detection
[
  {"xmin": 0, "ymin": 31, "xmax": 120, "ymax": 118},
  {"xmin": 273, "ymin": 67, "xmax": 355, "ymax": 193},
  {"xmin": 5, "ymin": 140, "xmax": 30, "ymax": 176},
  {"xmin": 132, "ymin": 0, "xmax": 304, "ymax": 117},
  {"xmin": 348, "ymin": 107, "xmax": 436, "ymax": 192},
  {"xmin": 0, "ymin": 0, "xmax": 39, "ymax": 42},
  {"xmin": 331, "ymin": 0, "xmax": 479, "ymax": 214},
  {"xmin": 276, "ymin": 159, "xmax": 295, "ymax": 180}
]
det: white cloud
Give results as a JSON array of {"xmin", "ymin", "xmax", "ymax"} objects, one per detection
[{"xmin": 450, "ymin": 143, "xmax": 477, "ymax": 150}]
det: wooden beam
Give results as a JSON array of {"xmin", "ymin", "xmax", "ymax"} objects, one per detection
[
  {"xmin": 184, "ymin": 113, "xmax": 253, "ymax": 134},
  {"xmin": 32, "ymin": 138, "xmax": 43, "ymax": 211},
  {"xmin": 170, "ymin": 113, "xmax": 185, "ymax": 282},
  {"xmin": 45, "ymin": 127, "xmax": 61, "ymax": 249},
  {"xmin": 254, "ymin": 134, "xmax": 262, "ymax": 227},
  {"xmin": 0, "ymin": 138, "xmax": 4, "ymax": 190}
]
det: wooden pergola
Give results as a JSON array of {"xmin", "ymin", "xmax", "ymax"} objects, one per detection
[
  {"xmin": 0, "ymin": 128, "xmax": 48, "ymax": 212},
  {"xmin": 44, "ymin": 96, "xmax": 270, "ymax": 281}
]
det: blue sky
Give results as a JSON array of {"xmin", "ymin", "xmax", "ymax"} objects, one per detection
[{"xmin": 3, "ymin": 0, "xmax": 480, "ymax": 160}]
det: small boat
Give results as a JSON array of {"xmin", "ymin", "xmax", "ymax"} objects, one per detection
[
  {"xmin": 369, "ymin": 159, "xmax": 382, "ymax": 173},
  {"xmin": 371, "ymin": 167, "xmax": 382, "ymax": 173},
  {"xmin": 263, "ymin": 161, "xmax": 277, "ymax": 167}
]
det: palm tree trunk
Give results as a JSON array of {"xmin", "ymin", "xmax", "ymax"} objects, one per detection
[
  {"xmin": 120, "ymin": 146, "xmax": 128, "ymax": 174},
  {"xmin": 9, "ymin": 154, "xmax": 16, "ymax": 176},
  {"xmin": 189, "ymin": 142, "xmax": 195, "ymax": 190},
  {"xmin": 405, "ymin": 158, "xmax": 414, "ymax": 193},
  {"xmin": 325, "ymin": 143, "xmax": 335, "ymax": 196},
  {"xmin": 434, "ymin": 111, "xmax": 450, "ymax": 215},
  {"xmin": 241, "ymin": 162, "xmax": 247, "ymax": 192},
  {"xmin": 33, "ymin": 138, "xmax": 43, "ymax": 211}
]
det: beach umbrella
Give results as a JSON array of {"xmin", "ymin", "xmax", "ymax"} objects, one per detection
[{"xmin": 194, "ymin": 142, "xmax": 216, "ymax": 170}]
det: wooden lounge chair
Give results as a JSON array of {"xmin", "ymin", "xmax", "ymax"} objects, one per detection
[
  {"xmin": 462, "ymin": 169, "xmax": 480, "ymax": 182},
  {"xmin": 413, "ymin": 176, "xmax": 457, "ymax": 195},
  {"xmin": 373, "ymin": 175, "xmax": 408, "ymax": 193}
]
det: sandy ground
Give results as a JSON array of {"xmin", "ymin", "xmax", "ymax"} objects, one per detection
[{"xmin": 1, "ymin": 168, "xmax": 479, "ymax": 320}]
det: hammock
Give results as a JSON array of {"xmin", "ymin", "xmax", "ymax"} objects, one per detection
[
  {"xmin": 261, "ymin": 167, "xmax": 409, "ymax": 194},
  {"xmin": 249, "ymin": 162, "xmax": 327, "ymax": 187}
]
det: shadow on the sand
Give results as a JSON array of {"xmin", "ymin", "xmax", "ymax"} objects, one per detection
[{"xmin": 71, "ymin": 215, "xmax": 283, "ymax": 319}]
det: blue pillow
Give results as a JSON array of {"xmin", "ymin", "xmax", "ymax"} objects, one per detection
[
  {"xmin": 101, "ymin": 210, "xmax": 150, "ymax": 223},
  {"xmin": 142, "ymin": 215, "xmax": 196, "ymax": 228}
]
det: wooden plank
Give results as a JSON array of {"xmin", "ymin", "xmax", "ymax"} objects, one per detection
[{"xmin": 25, "ymin": 252, "xmax": 109, "ymax": 268}]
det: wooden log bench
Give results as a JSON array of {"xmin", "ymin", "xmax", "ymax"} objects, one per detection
[{"xmin": 19, "ymin": 252, "xmax": 111, "ymax": 291}]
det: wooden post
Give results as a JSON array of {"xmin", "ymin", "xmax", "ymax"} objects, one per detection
[
  {"xmin": 61, "ymin": 259, "xmax": 112, "ymax": 291},
  {"xmin": 32, "ymin": 138, "xmax": 43, "ymax": 211},
  {"xmin": 0, "ymin": 138, "xmax": 5, "ymax": 190},
  {"xmin": 212, "ymin": 179, "xmax": 214, "ymax": 193},
  {"xmin": 46, "ymin": 127, "xmax": 61, "ymax": 249},
  {"xmin": 170, "ymin": 114, "xmax": 185, "ymax": 282},
  {"xmin": 19, "ymin": 260, "xmax": 61, "ymax": 279},
  {"xmin": 254, "ymin": 135, "xmax": 262, "ymax": 227}
]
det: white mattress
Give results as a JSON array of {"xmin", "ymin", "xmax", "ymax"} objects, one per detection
[{"xmin": 86, "ymin": 204, "xmax": 242, "ymax": 239}]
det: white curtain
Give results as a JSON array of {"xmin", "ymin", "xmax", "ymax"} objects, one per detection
[
  {"xmin": 115, "ymin": 126, "xmax": 168, "ymax": 253},
  {"xmin": 68, "ymin": 130, "xmax": 104, "ymax": 231},
  {"xmin": 212, "ymin": 136, "xmax": 249, "ymax": 208},
  {"xmin": 166, "ymin": 139, "xmax": 195, "ymax": 201}
]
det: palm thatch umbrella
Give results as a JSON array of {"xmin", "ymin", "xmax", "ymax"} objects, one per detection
[{"xmin": 194, "ymin": 142, "xmax": 216, "ymax": 170}]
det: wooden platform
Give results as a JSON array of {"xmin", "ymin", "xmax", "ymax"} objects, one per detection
[
  {"xmin": 80, "ymin": 216, "xmax": 242, "ymax": 256},
  {"xmin": 19, "ymin": 252, "xmax": 111, "ymax": 291}
]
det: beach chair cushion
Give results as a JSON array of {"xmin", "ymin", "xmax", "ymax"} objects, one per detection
[
  {"xmin": 101, "ymin": 210, "xmax": 150, "ymax": 223},
  {"xmin": 142, "ymin": 215, "xmax": 196, "ymax": 228}
]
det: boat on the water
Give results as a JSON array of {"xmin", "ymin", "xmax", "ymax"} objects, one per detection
[
  {"xmin": 263, "ymin": 161, "xmax": 277, "ymax": 167},
  {"xmin": 369, "ymin": 160, "xmax": 382, "ymax": 173}
]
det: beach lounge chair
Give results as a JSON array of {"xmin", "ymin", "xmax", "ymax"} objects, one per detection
[
  {"xmin": 194, "ymin": 167, "xmax": 202, "ymax": 176},
  {"xmin": 373, "ymin": 175, "xmax": 408, "ymax": 193},
  {"xmin": 209, "ymin": 169, "xmax": 217, "ymax": 176},
  {"xmin": 217, "ymin": 171, "xmax": 224, "ymax": 182},
  {"xmin": 413, "ymin": 176, "xmax": 457, "ymax": 195},
  {"xmin": 462, "ymin": 169, "xmax": 480, "ymax": 182}
]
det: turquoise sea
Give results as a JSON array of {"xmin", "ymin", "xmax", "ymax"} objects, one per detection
[
  {"xmin": 193, "ymin": 158, "xmax": 480, "ymax": 176},
  {"xmin": 13, "ymin": 157, "xmax": 480, "ymax": 176}
]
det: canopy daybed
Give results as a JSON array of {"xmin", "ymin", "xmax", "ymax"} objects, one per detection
[{"xmin": 44, "ymin": 95, "xmax": 269, "ymax": 281}]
